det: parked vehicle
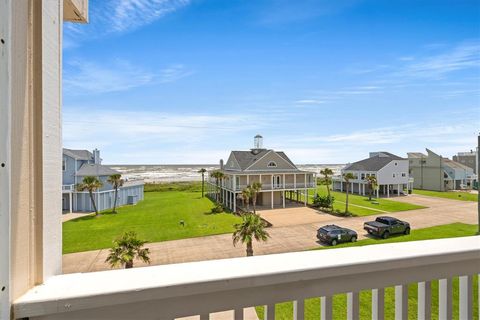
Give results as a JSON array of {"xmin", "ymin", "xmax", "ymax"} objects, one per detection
[
  {"xmin": 317, "ymin": 224, "xmax": 358, "ymax": 246},
  {"xmin": 364, "ymin": 216, "xmax": 410, "ymax": 239}
]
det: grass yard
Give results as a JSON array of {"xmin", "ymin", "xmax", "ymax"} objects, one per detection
[
  {"xmin": 305, "ymin": 185, "xmax": 426, "ymax": 217},
  {"xmin": 256, "ymin": 223, "xmax": 478, "ymax": 320},
  {"xmin": 63, "ymin": 190, "xmax": 240, "ymax": 254},
  {"xmin": 413, "ymin": 189, "xmax": 477, "ymax": 202}
]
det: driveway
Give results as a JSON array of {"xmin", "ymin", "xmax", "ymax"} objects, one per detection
[
  {"xmin": 63, "ymin": 194, "xmax": 476, "ymax": 274},
  {"xmin": 258, "ymin": 206, "xmax": 338, "ymax": 227}
]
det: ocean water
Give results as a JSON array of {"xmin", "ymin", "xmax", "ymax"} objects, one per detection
[{"xmin": 109, "ymin": 164, "xmax": 345, "ymax": 183}]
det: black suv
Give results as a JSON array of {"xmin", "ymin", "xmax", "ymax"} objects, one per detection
[{"xmin": 317, "ymin": 224, "xmax": 358, "ymax": 246}]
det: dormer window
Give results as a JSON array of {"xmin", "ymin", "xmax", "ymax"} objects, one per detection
[{"xmin": 267, "ymin": 161, "xmax": 277, "ymax": 168}]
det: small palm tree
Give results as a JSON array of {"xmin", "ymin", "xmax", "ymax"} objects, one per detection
[
  {"xmin": 232, "ymin": 213, "xmax": 270, "ymax": 256},
  {"xmin": 105, "ymin": 231, "xmax": 150, "ymax": 269},
  {"xmin": 198, "ymin": 168, "xmax": 207, "ymax": 197},
  {"xmin": 250, "ymin": 182, "xmax": 262, "ymax": 213},
  {"xmin": 76, "ymin": 176, "xmax": 103, "ymax": 216},
  {"xmin": 365, "ymin": 175, "xmax": 378, "ymax": 201},
  {"xmin": 343, "ymin": 173, "xmax": 355, "ymax": 215},
  {"xmin": 241, "ymin": 186, "xmax": 252, "ymax": 211},
  {"xmin": 320, "ymin": 168, "xmax": 334, "ymax": 198},
  {"xmin": 107, "ymin": 173, "xmax": 124, "ymax": 213},
  {"xmin": 210, "ymin": 170, "xmax": 225, "ymax": 202}
]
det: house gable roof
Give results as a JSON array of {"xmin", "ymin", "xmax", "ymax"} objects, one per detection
[
  {"xmin": 225, "ymin": 149, "xmax": 299, "ymax": 172},
  {"xmin": 344, "ymin": 152, "xmax": 405, "ymax": 172},
  {"xmin": 63, "ymin": 148, "xmax": 93, "ymax": 161},
  {"xmin": 76, "ymin": 163, "xmax": 120, "ymax": 177},
  {"xmin": 442, "ymin": 158, "xmax": 473, "ymax": 171}
]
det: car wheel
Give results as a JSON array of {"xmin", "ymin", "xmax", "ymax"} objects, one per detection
[
  {"xmin": 382, "ymin": 231, "xmax": 390, "ymax": 239},
  {"xmin": 404, "ymin": 228, "xmax": 410, "ymax": 235},
  {"xmin": 331, "ymin": 239, "xmax": 337, "ymax": 246},
  {"xmin": 351, "ymin": 236, "xmax": 357, "ymax": 243}
]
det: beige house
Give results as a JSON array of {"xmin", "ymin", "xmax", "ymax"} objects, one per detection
[
  {"xmin": 408, "ymin": 149, "xmax": 476, "ymax": 191},
  {"xmin": 207, "ymin": 135, "xmax": 316, "ymax": 211}
]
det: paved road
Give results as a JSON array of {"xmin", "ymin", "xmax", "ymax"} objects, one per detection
[{"xmin": 63, "ymin": 194, "xmax": 476, "ymax": 274}]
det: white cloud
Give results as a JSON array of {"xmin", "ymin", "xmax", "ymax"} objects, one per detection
[
  {"xmin": 64, "ymin": 0, "xmax": 191, "ymax": 46},
  {"xmin": 401, "ymin": 42, "xmax": 480, "ymax": 79},
  {"xmin": 64, "ymin": 59, "xmax": 193, "ymax": 94}
]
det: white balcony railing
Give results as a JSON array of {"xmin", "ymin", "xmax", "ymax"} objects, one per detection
[
  {"xmin": 62, "ymin": 184, "xmax": 75, "ymax": 192},
  {"xmin": 14, "ymin": 237, "xmax": 479, "ymax": 320}
]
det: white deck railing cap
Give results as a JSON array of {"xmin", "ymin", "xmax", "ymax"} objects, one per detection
[{"xmin": 14, "ymin": 236, "xmax": 480, "ymax": 318}]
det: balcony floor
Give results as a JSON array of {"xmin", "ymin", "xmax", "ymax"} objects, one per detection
[{"xmin": 62, "ymin": 194, "xmax": 476, "ymax": 274}]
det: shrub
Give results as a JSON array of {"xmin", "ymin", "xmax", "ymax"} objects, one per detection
[
  {"xmin": 312, "ymin": 194, "xmax": 335, "ymax": 210},
  {"xmin": 211, "ymin": 203, "xmax": 224, "ymax": 214}
]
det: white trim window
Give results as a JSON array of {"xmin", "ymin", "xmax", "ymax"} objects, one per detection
[
  {"xmin": 62, "ymin": 159, "xmax": 66, "ymax": 172},
  {"xmin": 267, "ymin": 161, "xmax": 277, "ymax": 168}
]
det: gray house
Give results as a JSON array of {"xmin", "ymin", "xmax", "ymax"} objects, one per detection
[
  {"xmin": 408, "ymin": 149, "xmax": 476, "ymax": 191},
  {"xmin": 207, "ymin": 135, "xmax": 317, "ymax": 211},
  {"xmin": 62, "ymin": 148, "xmax": 144, "ymax": 213}
]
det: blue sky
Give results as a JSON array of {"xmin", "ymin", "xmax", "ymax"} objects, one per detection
[{"xmin": 63, "ymin": 0, "xmax": 480, "ymax": 164}]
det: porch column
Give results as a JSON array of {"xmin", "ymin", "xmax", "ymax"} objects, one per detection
[
  {"xmin": 387, "ymin": 185, "xmax": 390, "ymax": 198},
  {"xmin": 294, "ymin": 173, "xmax": 296, "ymax": 188},
  {"xmin": 233, "ymin": 175, "xmax": 236, "ymax": 192},
  {"xmin": 304, "ymin": 174, "xmax": 307, "ymax": 189},
  {"xmin": 283, "ymin": 173, "xmax": 285, "ymax": 189},
  {"xmin": 246, "ymin": 174, "xmax": 249, "ymax": 186},
  {"xmin": 304, "ymin": 189, "xmax": 307, "ymax": 206},
  {"xmin": 282, "ymin": 191, "xmax": 285, "ymax": 208},
  {"xmin": 259, "ymin": 174, "xmax": 262, "ymax": 188},
  {"xmin": 69, "ymin": 193, "xmax": 73, "ymax": 213},
  {"xmin": 340, "ymin": 181, "xmax": 343, "ymax": 192},
  {"xmin": 398, "ymin": 184, "xmax": 401, "ymax": 196},
  {"xmin": 271, "ymin": 191, "xmax": 274, "ymax": 209},
  {"xmin": 233, "ymin": 193, "xmax": 236, "ymax": 212},
  {"xmin": 351, "ymin": 182, "xmax": 353, "ymax": 194},
  {"xmin": 376, "ymin": 188, "xmax": 379, "ymax": 198}
]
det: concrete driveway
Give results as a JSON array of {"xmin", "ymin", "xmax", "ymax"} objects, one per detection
[
  {"xmin": 63, "ymin": 194, "xmax": 476, "ymax": 274},
  {"xmin": 258, "ymin": 206, "xmax": 340, "ymax": 227}
]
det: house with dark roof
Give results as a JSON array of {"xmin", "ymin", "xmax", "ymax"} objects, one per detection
[
  {"xmin": 408, "ymin": 149, "xmax": 476, "ymax": 191},
  {"xmin": 62, "ymin": 148, "xmax": 144, "ymax": 213},
  {"xmin": 207, "ymin": 135, "xmax": 316, "ymax": 211},
  {"xmin": 332, "ymin": 152, "xmax": 412, "ymax": 197}
]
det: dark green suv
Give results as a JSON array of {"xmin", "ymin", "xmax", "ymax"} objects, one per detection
[{"xmin": 316, "ymin": 224, "xmax": 358, "ymax": 246}]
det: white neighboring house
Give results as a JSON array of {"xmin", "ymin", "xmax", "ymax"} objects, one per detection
[{"xmin": 332, "ymin": 152, "xmax": 413, "ymax": 197}]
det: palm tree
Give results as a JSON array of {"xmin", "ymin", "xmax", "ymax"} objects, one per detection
[
  {"xmin": 320, "ymin": 168, "xmax": 334, "ymax": 198},
  {"xmin": 343, "ymin": 173, "xmax": 355, "ymax": 215},
  {"xmin": 241, "ymin": 186, "xmax": 252, "ymax": 211},
  {"xmin": 76, "ymin": 176, "xmax": 103, "ymax": 216},
  {"xmin": 210, "ymin": 170, "xmax": 225, "ymax": 203},
  {"xmin": 105, "ymin": 231, "xmax": 150, "ymax": 269},
  {"xmin": 198, "ymin": 168, "xmax": 207, "ymax": 198},
  {"xmin": 232, "ymin": 213, "xmax": 270, "ymax": 256},
  {"xmin": 107, "ymin": 173, "xmax": 124, "ymax": 213},
  {"xmin": 365, "ymin": 175, "xmax": 378, "ymax": 201},
  {"xmin": 250, "ymin": 182, "xmax": 262, "ymax": 213}
]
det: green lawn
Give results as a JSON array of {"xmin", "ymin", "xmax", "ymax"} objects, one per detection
[
  {"xmin": 255, "ymin": 223, "xmax": 478, "ymax": 320},
  {"xmin": 63, "ymin": 190, "xmax": 241, "ymax": 254},
  {"xmin": 304, "ymin": 185, "xmax": 426, "ymax": 217},
  {"xmin": 413, "ymin": 189, "xmax": 478, "ymax": 202}
]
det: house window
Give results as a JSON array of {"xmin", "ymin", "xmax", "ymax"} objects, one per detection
[
  {"xmin": 394, "ymin": 162, "xmax": 398, "ymax": 166},
  {"xmin": 401, "ymin": 173, "xmax": 406, "ymax": 177},
  {"xmin": 62, "ymin": 159, "xmax": 66, "ymax": 171},
  {"xmin": 393, "ymin": 173, "xmax": 396, "ymax": 178},
  {"xmin": 361, "ymin": 173, "xmax": 365, "ymax": 179},
  {"xmin": 267, "ymin": 161, "xmax": 277, "ymax": 168}
]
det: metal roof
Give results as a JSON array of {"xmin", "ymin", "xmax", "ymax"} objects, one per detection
[{"xmin": 227, "ymin": 149, "xmax": 300, "ymax": 172}]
